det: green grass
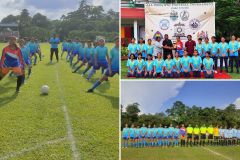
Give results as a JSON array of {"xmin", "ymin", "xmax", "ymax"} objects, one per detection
[
  {"xmin": 122, "ymin": 146, "xmax": 240, "ymax": 160},
  {"xmin": 121, "ymin": 60, "xmax": 240, "ymax": 79},
  {"xmin": 0, "ymin": 43, "xmax": 119, "ymax": 160}
]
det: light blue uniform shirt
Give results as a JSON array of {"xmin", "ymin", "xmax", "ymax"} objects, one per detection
[
  {"xmin": 211, "ymin": 42, "xmax": 219, "ymax": 56},
  {"xmin": 229, "ymin": 41, "xmax": 239, "ymax": 56},
  {"xmin": 126, "ymin": 59, "xmax": 136, "ymax": 72},
  {"xmin": 202, "ymin": 42, "xmax": 212, "ymax": 56},
  {"xmin": 137, "ymin": 43, "xmax": 147, "ymax": 58},
  {"xmin": 157, "ymin": 127, "xmax": 163, "ymax": 137},
  {"xmin": 140, "ymin": 127, "xmax": 147, "ymax": 136},
  {"xmin": 196, "ymin": 43, "xmax": 203, "ymax": 56},
  {"xmin": 50, "ymin": 37, "xmax": 60, "ymax": 49},
  {"xmin": 164, "ymin": 59, "xmax": 174, "ymax": 71},
  {"xmin": 203, "ymin": 58, "xmax": 214, "ymax": 71},
  {"xmin": 96, "ymin": 46, "xmax": 108, "ymax": 62},
  {"xmin": 122, "ymin": 128, "xmax": 129, "ymax": 137},
  {"xmin": 21, "ymin": 46, "xmax": 30, "ymax": 63},
  {"xmin": 180, "ymin": 56, "xmax": 192, "ymax": 72},
  {"xmin": 145, "ymin": 60, "xmax": 154, "ymax": 71},
  {"xmin": 146, "ymin": 44, "xmax": 154, "ymax": 55},
  {"xmin": 163, "ymin": 128, "xmax": 169, "ymax": 136},
  {"xmin": 169, "ymin": 127, "xmax": 174, "ymax": 136},
  {"xmin": 110, "ymin": 46, "xmax": 119, "ymax": 71},
  {"xmin": 173, "ymin": 57, "xmax": 181, "ymax": 72},
  {"xmin": 191, "ymin": 56, "xmax": 202, "ymax": 71},
  {"xmin": 136, "ymin": 59, "xmax": 145, "ymax": 71},
  {"xmin": 129, "ymin": 128, "xmax": 135, "ymax": 138},
  {"xmin": 28, "ymin": 42, "xmax": 36, "ymax": 53},
  {"xmin": 128, "ymin": 43, "xmax": 138, "ymax": 56},
  {"xmin": 219, "ymin": 42, "xmax": 229, "ymax": 57},
  {"xmin": 154, "ymin": 59, "xmax": 164, "ymax": 73}
]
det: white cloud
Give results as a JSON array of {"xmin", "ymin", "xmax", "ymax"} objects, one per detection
[
  {"xmin": 121, "ymin": 81, "xmax": 185, "ymax": 114},
  {"xmin": 92, "ymin": 0, "xmax": 119, "ymax": 12},
  {"xmin": 233, "ymin": 97, "xmax": 240, "ymax": 109}
]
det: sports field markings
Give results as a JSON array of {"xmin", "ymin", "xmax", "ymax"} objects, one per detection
[
  {"xmin": 0, "ymin": 137, "xmax": 67, "ymax": 160},
  {"xmin": 55, "ymin": 64, "xmax": 80, "ymax": 160},
  {"xmin": 202, "ymin": 147, "xmax": 233, "ymax": 160}
]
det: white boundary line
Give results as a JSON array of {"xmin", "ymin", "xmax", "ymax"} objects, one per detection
[
  {"xmin": 202, "ymin": 147, "xmax": 233, "ymax": 160},
  {"xmin": 0, "ymin": 137, "xmax": 66, "ymax": 160},
  {"xmin": 55, "ymin": 66, "xmax": 80, "ymax": 160}
]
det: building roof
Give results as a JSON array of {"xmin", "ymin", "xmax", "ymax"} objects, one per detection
[
  {"xmin": 0, "ymin": 23, "xmax": 18, "ymax": 27},
  {"xmin": 121, "ymin": 8, "xmax": 145, "ymax": 19}
]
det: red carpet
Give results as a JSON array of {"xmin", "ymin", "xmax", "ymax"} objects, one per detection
[{"xmin": 126, "ymin": 69, "xmax": 231, "ymax": 79}]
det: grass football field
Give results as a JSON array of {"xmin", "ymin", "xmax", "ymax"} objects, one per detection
[
  {"xmin": 0, "ymin": 43, "xmax": 119, "ymax": 160},
  {"xmin": 122, "ymin": 146, "xmax": 240, "ymax": 160},
  {"xmin": 121, "ymin": 60, "xmax": 240, "ymax": 79}
]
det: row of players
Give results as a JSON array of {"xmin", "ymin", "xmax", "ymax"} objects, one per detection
[
  {"xmin": 122, "ymin": 124, "xmax": 240, "ymax": 148},
  {"xmin": 127, "ymin": 35, "xmax": 240, "ymax": 74},
  {"xmin": 127, "ymin": 50, "xmax": 216, "ymax": 78}
]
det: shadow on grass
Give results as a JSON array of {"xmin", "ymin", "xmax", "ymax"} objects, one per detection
[
  {"xmin": 92, "ymin": 91, "xmax": 119, "ymax": 109},
  {"xmin": 0, "ymin": 93, "xmax": 17, "ymax": 107}
]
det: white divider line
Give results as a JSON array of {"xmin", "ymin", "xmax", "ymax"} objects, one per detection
[
  {"xmin": 202, "ymin": 147, "xmax": 232, "ymax": 160},
  {"xmin": 56, "ymin": 67, "xmax": 80, "ymax": 160},
  {"xmin": 0, "ymin": 137, "xmax": 67, "ymax": 160}
]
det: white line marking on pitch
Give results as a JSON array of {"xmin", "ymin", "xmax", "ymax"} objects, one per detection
[
  {"xmin": 0, "ymin": 137, "xmax": 66, "ymax": 160},
  {"xmin": 56, "ymin": 68, "xmax": 80, "ymax": 160},
  {"xmin": 202, "ymin": 147, "xmax": 233, "ymax": 160}
]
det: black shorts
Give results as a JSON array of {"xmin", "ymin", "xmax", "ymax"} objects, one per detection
[
  {"xmin": 208, "ymin": 134, "xmax": 213, "ymax": 139},
  {"xmin": 201, "ymin": 134, "xmax": 206, "ymax": 139},
  {"xmin": 187, "ymin": 133, "xmax": 192, "ymax": 139},
  {"xmin": 194, "ymin": 135, "xmax": 199, "ymax": 140}
]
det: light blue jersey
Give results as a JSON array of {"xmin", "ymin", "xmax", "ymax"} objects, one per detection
[
  {"xmin": 126, "ymin": 59, "xmax": 136, "ymax": 72},
  {"xmin": 164, "ymin": 59, "xmax": 174, "ymax": 71},
  {"xmin": 163, "ymin": 128, "xmax": 169, "ymax": 137},
  {"xmin": 180, "ymin": 56, "xmax": 192, "ymax": 72},
  {"xmin": 211, "ymin": 42, "xmax": 219, "ymax": 56},
  {"xmin": 21, "ymin": 46, "xmax": 30, "ymax": 64},
  {"xmin": 173, "ymin": 57, "xmax": 181, "ymax": 72},
  {"xmin": 28, "ymin": 42, "xmax": 37, "ymax": 53},
  {"xmin": 85, "ymin": 47, "xmax": 92, "ymax": 60},
  {"xmin": 146, "ymin": 44, "xmax": 154, "ymax": 55},
  {"xmin": 50, "ymin": 37, "xmax": 60, "ymax": 49},
  {"xmin": 129, "ymin": 128, "xmax": 135, "ymax": 138},
  {"xmin": 219, "ymin": 42, "xmax": 229, "ymax": 57},
  {"xmin": 135, "ymin": 128, "xmax": 140, "ymax": 138},
  {"xmin": 128, "ymin": 43, "xmax": 138, "ymax": 54},
  {"xmin": 169, "ymin": 127, "xmax": 174, "ymax": 136},
  {"xmin": 154, "ymin": 59, "xmax": 164, "ymax": 73},
  {"xmin": 191, "ymin": 56, "xmax": 202, "ymax": 71},
  {"xmin": 203, "ymin": 58, "xmax": 214, "ymax": 71},
  {"xmin": 140, "ymin": 127, "xmax": 148, "ymax": 137},
  {"xmin": 95, "ymin": 46, "xmax": 108, "ymax": 62},
  {"xmin": 137, "ymin": 43, "xmax": 147, "ymax": 58},
  {"xmin": 109, "ymin": 46, "xmax": 119, "ymax": 72},
  {"xmin": 229, "ymin": 41, "xmax": 239, "ymax": 56},
  {"xmin": 145, "ymin": 60, "xmax": 154, "ymax": 71},
  {"xmin": 62, "ymin": 42, "xmax": 68, "ymax": 49},
  {"xmin": 202, "ymin": 42, "xmax": 212, "ymax": 56},
  {"xmin": 196, "ymin": 43, "xmax": 203, "ymax": 56},
  {"xmin": 136, "ymin": 59, "xmax": 145, "ymax": 71},
  {"xmin": 122, "ymin": 128, "xmax": 129, "ymax": 138},
  {"xmin": 232, "ymin": 128, "xmax": 237, "ymax": 137},
  {"xmin": 237, "ymin": 130, "xmax": 240, "ymax": 138},
  {"xmin": 173, "ymin": 128, "xmax": 180, "ymax": 138},
  {"xmin": 157, "ymin": 127, "xmax": 163, "ymax": 137}
]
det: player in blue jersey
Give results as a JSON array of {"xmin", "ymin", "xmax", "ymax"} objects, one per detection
[
  {"xmin": 229, "ymin": 35, "xmax": 239, "ymax": 73},
  {"xmin": 173, "ymin": 52, "xmax": 181, "ymax": 78},
  {"xmin": 137, "ymin": 38, "xmax": 147, "ymax": 60},
  {"xmin": 71, "ymin": 38, "xmax": 82, "ymax": 67},
  {"xmin": 128, "ymin": 38, "xmax": 138, "ymax": 58},
  {"xmin": 157, "ymin": 124, "xmax": 163, "ymax": 147},
  {"xmin": 180, "ymin": 50, "xmax": 192, "ymax": 78},
  {"xmin": 163, "ymin": 53, "xmax": 174, "ymax": 78},
  {"xmin": 153, "ymin": 52, "xmax": 164, "ymax": 78},
  {"xmin": 144, "ymin": 54, "xmax": 154, "ymax": 78},
  {"xmin": 18, "ymin": 39, "xmax": 31, "ymax": 83},
  {"xmin": 173, "ymin": 125, "xmax": 180, "ymax": 146},
  {"xmin": 163, "ymin": 126, "xmax": 170, "ymax": 147},
  {"xmin": 146, "ymin": 39, "xmax": 154, "ymax": 58},
  {"xmin": 196, "ymin": 38, "xmax": 203, "ymax": 57},
  {"xmin": 72, "ymin": 40, "xmax": 92, "ymax": 73},
  {"xmin": 87, "ymin": 37, "xmax": 119, "ymax": 93},
  {"xmin": 61, "ymin": 40, "xmax": 69, "ymax": 59},
  {"xmin": 129, "ymin": 124, "xmax": 135, "ymax": 147},
  {"xmin": 122, "ymin": 124, "xmax": 130, "ymax": 148},
  {"xmin": 168, "ymin": 124, "xmax": 174, "ymax": 146},
  {"xmin": 202, "ymin": 37, "xmax": 212, "ymax": 60},
  {"xmin": 35, "ymin": 39, "xmax": 42, "ymax": 61},
  {"xmin": 28, "ymin": 37, "xmax": 38, "ymax": 65},
  {"xmin": 126, "ymin": 54, "xmax": 136, "ymax": 77},
  {"xmin": 211, "ymin": 36, "xmax": 219, "ymax": 73},
  {"xmin": 232, "ymin": 126, "xmax": 237, "ymax": 145},
  {"xmin": 49, "ymin": 34, "xmax": 60, "ymax": 63},
  {"xmin": 146, "ymin": 124, "xmax": 152, "ymax": 147},
  {"xmin": 140, "ymin": 124, "xmax": 148, "ymax": 147},
  {"xmin": 191, "ymin": 50, "xmax": 202, "ymax": 78},
  {"xmin": 135, "ymin": 126, "xmax": 141, "ymax": 147},
  {"xmin": 203, "ymin": 51, "xmax": 214, "ymax": 78},
  {"xmin": 219, "ymin": 37, "xmax": 229, "ymax": 73},
  {"xmin": 135, "ymin": 53, "xmax": 145, "ymax": 78},
  {"xmin": 237, "ymin": 127, "xmax": 240, "ymax": 145}
]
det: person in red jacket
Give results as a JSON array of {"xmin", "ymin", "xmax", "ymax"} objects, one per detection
[{"xmin": 0, "ymin": 36, "xmax": 24, "ymax": 93}]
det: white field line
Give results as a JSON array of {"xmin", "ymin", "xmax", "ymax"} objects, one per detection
[
  {"xmin": 202, "ymin": 147, "xmax": 233, "ymax": 160},
  {"xmin": 56, "ymin": 67, "xmax": 80, "ymax": 160},
  {"xmin": 0, "ymin": 137, "xmax": 67, "ymax": 160}
]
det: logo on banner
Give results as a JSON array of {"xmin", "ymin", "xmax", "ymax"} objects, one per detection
[
  {"xmin": 153, "ymin": 31, "xmax": 163, "ymax": 40},
  {"xmin": 170, "ymin": 10, "xmax": 178, "ymax": 21},
  {"xmin": 159, "ymin": 19, "xmax": 170, "ymax": 30},
  {"xmin": 174, "ymin": 22, "xmax": 185, "ymax": 37},
  {"xmin": 180, "ymin": 10, "xmax": 189, "ymax": 21},
  {"xmin": 189, "ymin": 19, "xmax": 200, "ymax": 30}
]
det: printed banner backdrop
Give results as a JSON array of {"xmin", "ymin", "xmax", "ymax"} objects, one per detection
[{"xmin": 145, "ymin": 3, "xmax": 215, "ymax": 42}]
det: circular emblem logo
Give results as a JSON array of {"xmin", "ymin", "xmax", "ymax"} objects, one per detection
[
  {"xmin": 159, "ymin": 19, "xmax": 170, "ymax": 30},
  {"xmin": 189, "ymin": 19, "xmax": 200, "ymax": 30},
  {"xmin": 176, "ymin": 27, "xmax": 182, "ymax": 33},
  {"xmin": 170, "ymin": 10, "xmax": 178, "ymax": 21},
  {"xmin": 180, "ymin": 10, "xmax": 189, "ymax": 21}
]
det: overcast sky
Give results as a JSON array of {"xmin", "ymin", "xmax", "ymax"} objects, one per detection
[
  {"xmin": 0, "ymin": 0, "xmax": 119, "ymax": 20},
  {"xmin": 121, "ymin": 81, "xmax": 240, "ymax": 114}
]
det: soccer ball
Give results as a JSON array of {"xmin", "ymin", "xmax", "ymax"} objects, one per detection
[{"xmin": 41, "ymin": 85, "xmax": 49, "ymax": 95}]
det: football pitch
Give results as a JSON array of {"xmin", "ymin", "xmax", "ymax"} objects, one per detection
[
  {"xmin": 0, "ymin": 43, "xmax": 119, "ymax": 160},
  {"xmin": 122, "ymin": 146, "xmax": 240, "ymax": 160}
]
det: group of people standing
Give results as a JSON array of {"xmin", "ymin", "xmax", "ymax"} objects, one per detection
[{"xmin": 126, "ymin": 34, "xmax": 240, "ymax": 78}]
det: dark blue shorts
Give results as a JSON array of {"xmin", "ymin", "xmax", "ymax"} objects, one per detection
[
  {"xmin": 93, "ymin": 61, "xmax": 108, "ymax": 70},
  {"xmin": 72, "ymin": 51, "xmax": 79, "ymax": 56},
  {"xmin": 30, "ymin": 52, "xmax": 36, "ymax": 55},
  {"xmin": 104, "ymin": 69, "xmax": 119, "ymax": 77},
  {"xmin": 63, "ymin": 48, "xmax": 68, "ymax": 51},
  {"xmin": 24, "ymin": 58, "xmax": 31, "ymax": 66}
]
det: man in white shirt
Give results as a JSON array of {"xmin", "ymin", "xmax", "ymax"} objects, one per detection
[{"xmin": 154, "ymin": 37, "xmax": 163, "ymax": 58}]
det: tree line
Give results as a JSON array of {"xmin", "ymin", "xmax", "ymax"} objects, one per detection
[
  {"xmin": 121, "ymin": 101, "xmax": 240, "ymax": 129},
  {"xmin": 1, "ymin": 0, "xmax": 119, "ymax": 42}
]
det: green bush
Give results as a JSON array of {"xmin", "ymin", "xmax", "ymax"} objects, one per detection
[{"xmin": 121, "ymin": 47, "xmax": 128, "ymax": 57}]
